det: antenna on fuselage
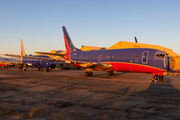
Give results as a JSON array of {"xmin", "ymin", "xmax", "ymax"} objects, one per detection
[{"xmin": 134, "ymin": 37, "xmax": 138, "ymax": 43}]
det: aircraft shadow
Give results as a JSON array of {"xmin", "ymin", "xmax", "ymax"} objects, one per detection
[
  {"xmin": 99, "ymin": 76, "xmax": 180, "ymax": 119},
  {"xmin": 93, "ymin": 72, "xmax": 126, "ymax": 77}
]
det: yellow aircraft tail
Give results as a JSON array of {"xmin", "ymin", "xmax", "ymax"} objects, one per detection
[
  {"xmin": 21, "ymin": 39, "xmax": 26, "ymax": 56},
  {"xmin": 20, "ymin": 39, "xmax": 26, "ymax": 62}
]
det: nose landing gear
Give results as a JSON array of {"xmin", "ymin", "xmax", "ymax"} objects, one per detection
[{"xmin": 151, "ymin": 73, "xmax": 167, "ymax": 83}]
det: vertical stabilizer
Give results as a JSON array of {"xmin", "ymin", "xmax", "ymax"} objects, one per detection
[
  {"xmin": 21, "ymin": 39, "xmax": 26, "ymax": 56},
  {"xmin": 62, "ymin": 26, "xmax": 81, "ymax": 54}
]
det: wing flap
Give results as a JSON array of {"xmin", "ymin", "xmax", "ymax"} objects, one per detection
[{"xmin": 0, "ymin": 60, "xmax": 22, "ymax": 65}]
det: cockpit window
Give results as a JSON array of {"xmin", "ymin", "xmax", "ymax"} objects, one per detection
[{"xmin": 156, "ymin": 54, "xmax": 169, "ymax": 58}]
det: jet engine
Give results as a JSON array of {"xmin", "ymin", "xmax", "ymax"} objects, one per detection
[{"xmin": 17, "ymin": 64, "xmax": 26, "ymax": 71}]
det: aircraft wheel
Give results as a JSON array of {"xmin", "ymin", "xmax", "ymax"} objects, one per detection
[
  {"xmin": 107, "ymin": 71, "xmax": 111, "ymax": 76},
  {"xmin": 39, "ymin": 68, "xmax": 43, "ymax": 71},
  {"xmin": 46, "ymin": 68, "xmax": 49, "ymax": 72},
  {"xmin": 107, "ymin": 71, "xmax": 114, "ymax": 76},
  {"xmin": 84, "ymin": 72, "xmax": 90, "ymax": 77},
  {"xmin": 159, "ymin": 75, "xmax": 164, "ymax": 81},
  {"xmin": 111, "ymin": 72, "xmax": 115, "ymax": 76},
  {"xmin": 151, "ymin": 76, "xmax": 158, "ymax": 82},
  {"xmin": 89, "ymin": 71, "xmax": 93, "ymax": 77}
]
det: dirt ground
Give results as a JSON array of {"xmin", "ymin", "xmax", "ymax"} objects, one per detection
[{"xmin": 0, "ymin": 68, "xmax": 180, "ymax": 120}]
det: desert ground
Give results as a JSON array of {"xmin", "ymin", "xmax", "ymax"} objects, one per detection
[{"xmin": 0, "ymin": 68, "xmax": 180, "ymax": 120}]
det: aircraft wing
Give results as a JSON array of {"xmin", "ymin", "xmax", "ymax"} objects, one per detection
[
  {"xmin": 0, "ymin": 60, "xmax": 21, "ymax": 65},
  {"xmin": 4, "ymin": 54, "xmax": 65, "ymax": 62},
  {"xmin": 35, "ymin": 52, "xmax": 66, "ymax": 56},
  {"xmin": 64, "ymin": 60, "xmax": 113, "ymax": 70}
]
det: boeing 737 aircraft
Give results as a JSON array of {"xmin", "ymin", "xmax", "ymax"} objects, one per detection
[
  {"xmin": 62, "ymin": 26, "xmax": 170, "ymax": 81},
  {"xmin": 4, "ymin": 39, "xmax": 54, "ymax": 72}
]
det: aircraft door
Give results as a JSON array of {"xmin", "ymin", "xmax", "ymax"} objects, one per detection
[
  {"xmin": 170, "ymin": 57, "xmax": 175, "ymax": 71},
  {"xmin": 163, "ymin": 57, "xmax": 170, "ymax": 71},
  {"xmin": 142, "ymin": 51, "xmax": 149, "ymax": 64},
  {"xmin": 166, "ymin": 57, "xmax": 170, "ymax": 71}
]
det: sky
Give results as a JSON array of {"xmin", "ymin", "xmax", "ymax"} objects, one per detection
[{"xmin": 1, "ymin": 0, "xmax": 180, "ymax": 56}]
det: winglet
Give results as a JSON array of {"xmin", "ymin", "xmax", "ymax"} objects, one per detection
[{"xmin": 21, "ymin": 39, "xmax": 26, "ymax": 56}]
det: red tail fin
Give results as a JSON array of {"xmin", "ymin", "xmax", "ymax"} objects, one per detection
[{"xmin": 62, "ymin": 26, "xmax": 81, "ymax": 60}]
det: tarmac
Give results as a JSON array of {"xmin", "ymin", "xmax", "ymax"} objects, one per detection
[{"xmin": 0, "ymin": 68, "xmax": 180, "ymax": 119}]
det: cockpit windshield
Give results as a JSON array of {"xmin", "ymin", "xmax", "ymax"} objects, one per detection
[{"xmin": 156, "ymin": 54, "xmax": 169, "ymax": 58}]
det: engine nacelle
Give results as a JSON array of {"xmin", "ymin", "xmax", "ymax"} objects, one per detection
[{"xmin": 17, "ymin": 64, "xmax": 26, "ymax": 71}]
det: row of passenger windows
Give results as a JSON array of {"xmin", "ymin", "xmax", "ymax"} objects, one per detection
[
  {"xmin": 73, "ymin": 55, "xmax": 141, "ymax": 59},
  {"xmin": 112, "ymin": 55, "xmax": 141, "ymax": 59}
]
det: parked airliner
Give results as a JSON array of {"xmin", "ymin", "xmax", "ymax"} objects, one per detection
[
  {"xmin": 62, "ymin": 26, "xmax": 170, "ymax": 81},
  {"xmin": 4, "ymin": 39, "xmax": 54, "ymax": 72}
]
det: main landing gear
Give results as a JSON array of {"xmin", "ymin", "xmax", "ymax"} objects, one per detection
[
  {"xmin": 46, "ymin": 68, "xmax": 49, "ymax": 72},
  {"xmin": 151, "ymin": 73, "xmax": 167, "ymax": 83},
  {"xmin": 38, "ymin": 67, "xmax": 43, "ymax": 71},
  {"xmin": 38, "ymin": 67, "xmax": 50, "ymax": 72},
  {"xmin": 107, "ymin": 71, "xmax": 115, "ymax": 76},
  {"xmin": 84, "ymin": 70, "xmax": 116, "ymax": 77},
  {"xmin": 84, "ymin": 71, "xmax": 93, "ymax": 77}
]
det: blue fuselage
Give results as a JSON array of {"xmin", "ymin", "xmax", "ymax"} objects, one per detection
[
  {"xmin": 22, "ymin": 55, "xmax": 53, "ymax": 68},
  {"xmin": 69, "ymin": 48, "xmax": 170, "ymax": 73}
]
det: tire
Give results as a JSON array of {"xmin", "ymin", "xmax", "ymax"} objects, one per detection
[
  {"xmin": 84, "ymin": 72, "xmax": 90, "ymax": 77},
  {"xmin": 111, "ymin": 71, "xmax": 115, "ymax": 76},
  {"xmin": 107, "ymin": 71, "xmax": 111, "ymax": 76},
  {"xmin": 151, "ymin": 76, "xmax": 158, "ymax": 81},
  {"xmin": 89, "ymin": 72, "xmax": 93, "ymax": 77},
  {"xmin": 46, "ymin": 68, "xmax": 49, "ymax": 72}
]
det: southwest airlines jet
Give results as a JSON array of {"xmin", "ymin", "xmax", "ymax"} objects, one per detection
[
  {"xmin": 4, "ymin": 39, "xmax": 54, "ymax": 72},
  {"xmin": 62, "ymin": 26, "xmax": 169, "ymax": 81}
]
